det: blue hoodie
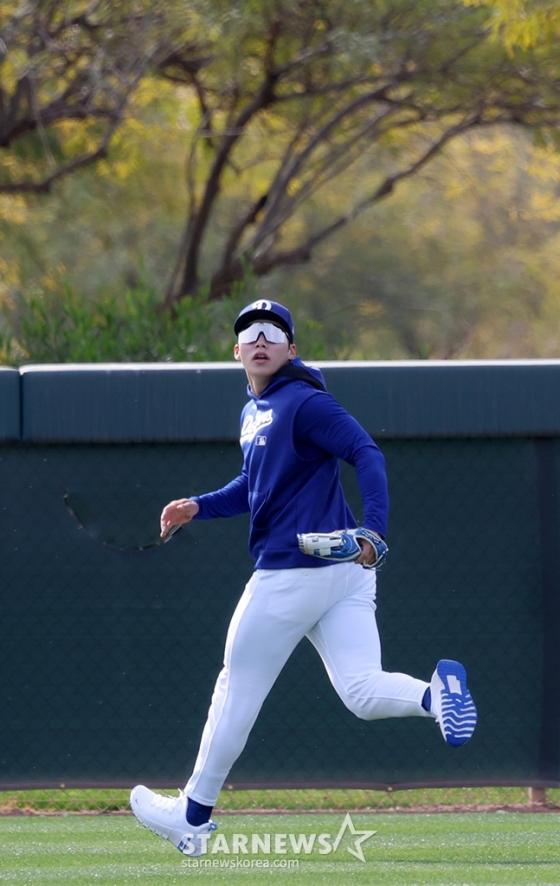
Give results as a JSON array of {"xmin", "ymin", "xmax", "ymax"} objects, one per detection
[{"xmin": 192, "ymin": 357, "xmax": 389, "ymax": 569}]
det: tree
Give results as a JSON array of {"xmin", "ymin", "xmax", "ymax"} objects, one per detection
[
  {"xmin": 280, "ymin": 125, "xmax": 560, "ymax": 360},
  {"xmin": 3, "ymin": 0, "xmax": 560, "ymax": 314},
  {"xmin": 0, "ymin": 0, "xmax": 194, "ymax": 194},
  {"xmin": 155, "ymin": 0, "xmax": 560, "ymax": 305}
]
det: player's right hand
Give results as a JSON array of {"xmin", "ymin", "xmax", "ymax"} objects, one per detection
[{"xmin": 160, "ymin": 498, "xmax": 200, "ymax": 537}]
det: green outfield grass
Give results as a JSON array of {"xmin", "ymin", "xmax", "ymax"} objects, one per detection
[{"xmin": 1, "ymin": 812, "xmax": 559, "ymax": 885}]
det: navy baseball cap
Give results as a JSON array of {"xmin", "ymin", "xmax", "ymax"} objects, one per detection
[{"xmin": 234, "ymin": 300, "xmax": 295, "ymax": 343}]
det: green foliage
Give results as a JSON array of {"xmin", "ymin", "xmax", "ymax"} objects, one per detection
[
  {"xmin": 0, "ymin": 278, "xmax": 333, "ymax": 364},
  {"xmin": 269, "ymin": 127, "xmax": 560, "ymax": 359},
  {"xmin": 3, "ymin": 2, "xmax": 560, "ymax": 360},
  {"xmin": 4, "ymin": 122, "xmax": 560, "ymax": 363},
  {"xmin": 0, "ymin": 0, "xmax": 195, "ymax": 193},
  {"xmin": 462, "ymin": 0, "xmax": 560, "ymax": 52},
  {"xmin": 3, "ymin": 283, "xmax": 237, "ymax": 364}
]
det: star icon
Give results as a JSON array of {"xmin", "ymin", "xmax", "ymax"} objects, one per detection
[{"xmin": 332, "ymin": 813, "xmax": 376, "ymax": 863}]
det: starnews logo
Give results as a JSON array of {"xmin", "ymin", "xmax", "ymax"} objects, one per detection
[{"xmin": 181, "ymin": 813, "xmax": 376, "ymax": 867}]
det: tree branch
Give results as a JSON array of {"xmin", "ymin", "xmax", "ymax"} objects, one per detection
[
  {"xmin": 248, "ymin": 106, "xmax": 416, "ymax": 258},
  {"xmin": 0, "ymin": 114, "xmax": 113, "ymax": 194},
  {"xmin": 253, "ymin": 84, "xmax": 394, "ymax": 247},
  {"xmin": 166, "ymin": 23, "xmax": 283, "ymax": 304},
  {"xmin": 250, "ymin": 112, "xmax": 485, "ymax": 278},
  {"xmin": 0, "ymin": 60, "xmax": 146, "ymax": 194}
]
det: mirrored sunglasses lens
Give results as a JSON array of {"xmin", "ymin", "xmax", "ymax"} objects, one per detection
[{"xmin": 238, "ymin": 323, "xmax": 287, "ymax": 344}]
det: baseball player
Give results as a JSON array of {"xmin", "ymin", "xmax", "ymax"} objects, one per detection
[{"xmin": 131, "ymin": 300, "xmax": 477, "ymax": 856}]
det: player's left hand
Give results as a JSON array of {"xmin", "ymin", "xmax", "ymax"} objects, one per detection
[
  {"xmin": 297, "ymin": 528, "xmax": 388, "ymax": 569},
  {"xmin": 355, "ymin": 539, "xmax": 376, "ymax": 567}
]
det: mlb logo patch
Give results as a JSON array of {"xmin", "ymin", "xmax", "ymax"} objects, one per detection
[{"xmin": 255, "ymin": 436, "xmax": 267, "ymax": 446}]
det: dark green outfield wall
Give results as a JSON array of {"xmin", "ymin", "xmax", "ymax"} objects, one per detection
[
  {"xmin": 14, "ymin": 359, "xmax": 560, "ymax": 441},
  {"xmin": 1, "ymin": 361, "xmax": 560, "ymax": 790}
]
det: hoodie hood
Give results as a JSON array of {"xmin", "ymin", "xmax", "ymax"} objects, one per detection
[
  {"xmin": 272, "ymin": 356, "xmax": 327, "ymax": 391},
  {"xmin": 246, "ymin": 356, "xmax": 327, "ymax": 401}
]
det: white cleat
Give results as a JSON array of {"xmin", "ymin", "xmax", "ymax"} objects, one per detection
[
  {"xmin": 430, "ymin": 659, "xmax": 477, "ymax": 747},
  {"xmin": 130, "ymin": 785, "xmax": 217, "ymax": 856}
]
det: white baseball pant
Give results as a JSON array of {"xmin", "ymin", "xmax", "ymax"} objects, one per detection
[{"xmin": 185, "ymin": 562, "xmax": 431, "ymax": 806}]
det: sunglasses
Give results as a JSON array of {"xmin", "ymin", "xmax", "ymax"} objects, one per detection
[{"xmin": 237, "ymin": 322, "xmax": 289, "ymax": 344}]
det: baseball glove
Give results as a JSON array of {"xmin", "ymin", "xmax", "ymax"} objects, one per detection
[{"xmin": 297, "ymin": 528, "xmax": 388, "ymax": 570}]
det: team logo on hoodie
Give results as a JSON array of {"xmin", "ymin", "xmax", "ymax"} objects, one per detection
[{"xmin": 240, "ymin": 408, "xmax": 273, "ymax": 444}]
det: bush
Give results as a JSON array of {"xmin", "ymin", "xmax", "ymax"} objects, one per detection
[{"xmin": 0, "ymin": 281, "xmax": 331, "ymax": 365}]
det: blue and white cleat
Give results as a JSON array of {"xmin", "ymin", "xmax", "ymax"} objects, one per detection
[{"xmin": 430, "ymin": 659, "xmax": 477, "ymax": 747}]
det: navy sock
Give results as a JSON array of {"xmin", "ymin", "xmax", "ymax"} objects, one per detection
[
  {"xmin": 421, "ymin": 687, "xmax": 432, "ymax": 712},
  {"xmin": 186, "ymin": 797, "xmax": 213, "ymax": 827}
]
